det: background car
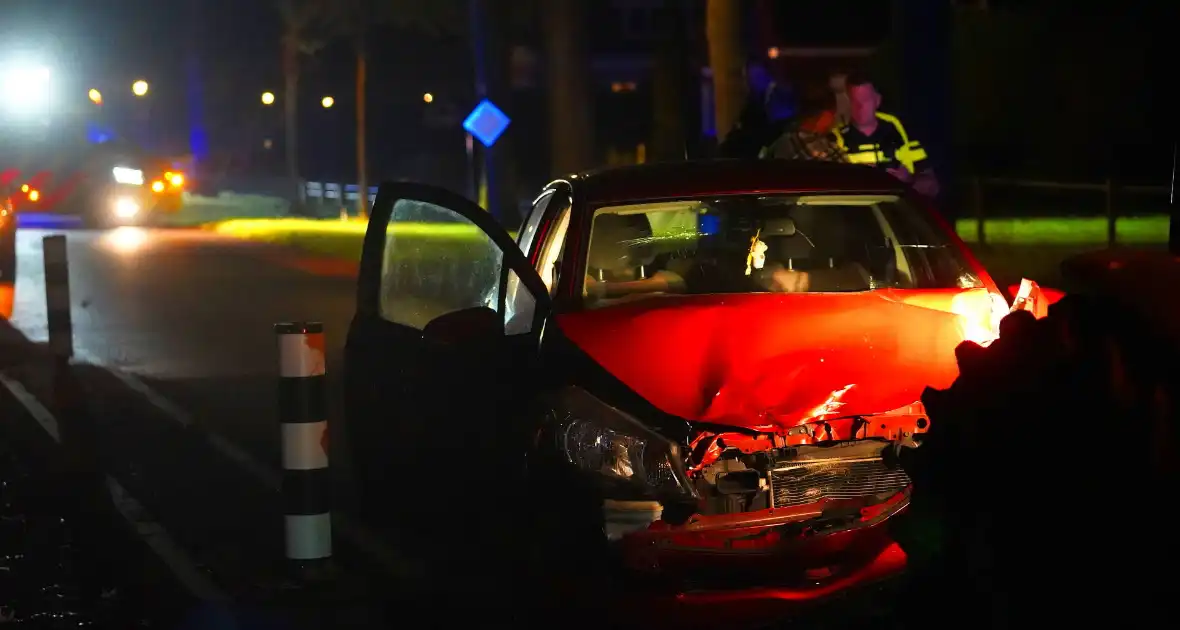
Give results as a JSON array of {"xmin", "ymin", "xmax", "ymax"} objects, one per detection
[{"xmin": 343, "ymin": 160, "xmax": 1035, "ymax": 624}]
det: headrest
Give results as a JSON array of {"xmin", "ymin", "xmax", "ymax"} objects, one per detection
[
  {"xmin": 762, "ymin": 217, "xmax": 797, "ymax": 238},
  {"xmin": 588, "ymin": 213, "xmax": 654, "ymax": 270}
]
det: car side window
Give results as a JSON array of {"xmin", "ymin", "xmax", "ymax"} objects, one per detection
[
  {"xmin": 504, "ymin": 269, "xmax": 538, "ymax": 335},
  {"xmin": 379, "ymin": 199, "xmax": 505, "ymax": 330},
  {"xmin": 535, "ymin": 205, "xmax": 572, "ymax": 297}
]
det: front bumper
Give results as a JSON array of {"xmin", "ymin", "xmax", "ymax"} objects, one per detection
[
  {"xmin": 609, "ymin": 493, "xmax": 910, "ymax": 627},
  {"xmin": 617, "ymin": 543, "xmax": 907, "ymax": 628}
]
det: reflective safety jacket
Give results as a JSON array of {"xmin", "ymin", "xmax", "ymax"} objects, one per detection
[{"xmin": 831, "ymin": 112, "xmax": 928, "ymax": 174}]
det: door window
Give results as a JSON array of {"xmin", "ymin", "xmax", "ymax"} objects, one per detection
[
  {"xmin": 535, "ymin": 206, "xmax": 572, "ymax": 297},
  {"xmin": 379, "ymin": 199, "xmax": 504, "ymax": 329}
]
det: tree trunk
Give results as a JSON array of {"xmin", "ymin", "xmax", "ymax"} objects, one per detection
[
  {"xmin": 281, "ymin": 34, "xmax": 300, "ymax": 189},
  {"xmin": 651, "ymin": 0, "xmax": 687, "ymax": 161},
  {"xmin": 544, "ymin": 0, "xmax": 593, "ymax": 175},
  {"xmin": 355, "ymin": 41, "xmax": 368, "ymax": 219},
  {"xmin": 706, "ymin": 0, "xmax": 745, "ymax": 144}
]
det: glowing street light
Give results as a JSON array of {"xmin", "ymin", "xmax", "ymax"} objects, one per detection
[
  {"xmin": 132, "ymin": 79, "xmax": 149, "ymax": 97},
  {"xmin": 1, "ymin": 65, "xmax": 53, "ymax": 116},
  {"xmin": 321, "ymin": 96, "xmax": 334, "ymax": 109},
  {"xmin": 88, "ymin": 88, "xmax": 102, "ymax": 105},
  {"xmin": 423, "ymin": 92, "xmax": 433, "ymax": 103},
  {"xmin": 261, "ymin": 91, "xmax": 275, "ymax": 105}
]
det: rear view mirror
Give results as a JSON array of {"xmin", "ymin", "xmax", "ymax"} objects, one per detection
[{"xmin": 422, "ymin": 306, "xmax": 502, "ymax": 345}]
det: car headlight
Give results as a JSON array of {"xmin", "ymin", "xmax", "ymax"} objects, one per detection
[
  {"xmin": 112, "ymin": 167, "xmax": 144, "ymax": 186},
  {"xmin": 549, "ymin": 386, "xmax": 694, "ymax": 501},
  {"xmin": 113, "ymin": 197, "xmax": 140, "ymax": 218}
]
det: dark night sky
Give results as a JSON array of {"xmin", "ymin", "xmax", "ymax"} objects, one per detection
[{"xmin": 3, "ymin": 1, "xmax": 1169, "ymax": 181}]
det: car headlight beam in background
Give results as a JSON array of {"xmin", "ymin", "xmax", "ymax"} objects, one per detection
[
  {"xmin": 105, "ymin": 226, "xmax": 148, "ymax": 254},
  {"xmin": 112, "ymin": 167, "xmax": 145, "ymax": 186},
  {"xmin": 113, "ymin": 196, "xmax": 140, "ymax": 218}
]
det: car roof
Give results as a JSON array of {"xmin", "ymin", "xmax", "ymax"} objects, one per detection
[{"xmin": 564, "ymin": 159, "xmax": 907, "ymax": 205}]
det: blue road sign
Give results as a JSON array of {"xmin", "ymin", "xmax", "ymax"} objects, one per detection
[{"xmin": 463, "ymin": 99, "xmax": 511, "ymax": 148}]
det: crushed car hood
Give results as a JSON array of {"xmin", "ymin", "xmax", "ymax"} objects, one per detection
[{"xmin": 556, "ymin": 291, "xmax": 978, "ymax": 432}]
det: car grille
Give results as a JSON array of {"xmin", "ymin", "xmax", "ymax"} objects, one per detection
[{"xmin": 769, "ymin": 456, "xmax": 911, "ymax": 508}]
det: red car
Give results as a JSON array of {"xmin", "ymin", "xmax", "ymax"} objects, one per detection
[{"xmin": 344, "ymin": 160, "xmax": 1034, "ymax": 625}]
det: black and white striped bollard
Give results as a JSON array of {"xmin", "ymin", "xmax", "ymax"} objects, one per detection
[
  {"xmin": 43, "ymin": 235, "xmax": 73, "ymax": 359},
  {"xmin": 275, "ymin": 321, "xmax": 332, "ymax": 578}
]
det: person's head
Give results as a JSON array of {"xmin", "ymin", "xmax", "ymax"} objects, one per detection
[{"xmin": 845, "ymin": 73, "xmax": 882, "ymax": 127}]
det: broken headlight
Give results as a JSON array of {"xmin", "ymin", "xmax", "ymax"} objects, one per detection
[{"xmin": 550, "ymin": 386, "xmax": 693, "ymax": 501}]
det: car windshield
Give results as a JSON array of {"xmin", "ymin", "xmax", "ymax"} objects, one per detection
[{"xmin": 582, "ymin": 194, "xmax": 983, "ymax": 309}]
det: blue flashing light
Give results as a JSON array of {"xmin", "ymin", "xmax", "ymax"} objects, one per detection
[
  {"xmin": 699, "ymin": 213, "xmax": 720, "ymax": 236},
  {"xmin": 85, "ymin": 121, "xmax": 114, "ymax": 144}
]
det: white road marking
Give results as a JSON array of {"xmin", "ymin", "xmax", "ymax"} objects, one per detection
[
  {"xmin": 0, "ymin": 373, "xmax": 229, "ymax": 603},
  {"xmin": 91, "ymin": 363, "xmax": 408, "ymax": 578},
  {"xmin": 105, "ymin": 367, "xmax": 194, "ymax": 427},
  {"xmin": 106, "ymin": 476, "xmax": 230, "ymax": 603},
  {"xmin": 0, "ymin": 374, "xmax": 61, "ymax": 443}
]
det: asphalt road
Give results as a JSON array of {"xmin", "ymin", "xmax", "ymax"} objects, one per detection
[{"xmin": 7, "ymin": 226, "xmax": 359, "ymax": 498}]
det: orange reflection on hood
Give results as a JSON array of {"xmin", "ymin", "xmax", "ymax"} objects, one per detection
[{"xmin": 557, "ymin": 290, "xmax": 981, "ymax": 433}]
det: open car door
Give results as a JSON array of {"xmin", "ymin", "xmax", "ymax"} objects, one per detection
[{"xmin": 344, "ymin": 183, "xmax": 550, "ymax": 589}]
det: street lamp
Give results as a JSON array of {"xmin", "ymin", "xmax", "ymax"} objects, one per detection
[
  {"xmin": 132, "ymin": 79, "xmax": 149, "ymax": 97},
  {"xmin": 321, "ymin": 96, "xmax": 334, "ymax": 109},
  {"xmin": 423, "ymin": 92, "xmax": 434, "ymax": 103},
  {"xmin": 1, "ymin": 65, "xmax": 53, "ymax": 117},
  {"xmin": 88, "ymin": 88, "xmax": 102, "ymax": 105},
  {"xmin": 261, "ymin": 91, "xmax": 275, "ymax": 106}
]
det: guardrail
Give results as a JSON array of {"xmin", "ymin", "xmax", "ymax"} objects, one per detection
[
  {"xmin": 966, "ymin": 176, "xmax": 1170, "ymax": 247},
  {"xmin": 301, "ymin": 182, "xmax": 378, "ymax": 218}
]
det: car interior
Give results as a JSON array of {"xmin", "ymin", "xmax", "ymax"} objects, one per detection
[{"xmin": 582, "ymin": 194, "xmax": 975, "ymax": 308}]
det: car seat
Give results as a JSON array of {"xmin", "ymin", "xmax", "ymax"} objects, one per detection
[
  {"xmin": 587, "ymin": 213, "xmax": 656, "ymax": 281},
  {"xmin": 761, "ymin": 216, "xmax": 814, "ymax": 271}
]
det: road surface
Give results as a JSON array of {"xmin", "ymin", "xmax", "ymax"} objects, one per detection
[{"xmin": 6, "ymin": 226, "xmax": 359, "ymax": 498}]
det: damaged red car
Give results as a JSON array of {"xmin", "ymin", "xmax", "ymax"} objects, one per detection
[{"xmin": 344, "ymin": 160, "xmax": 1020, "ymax": 622}]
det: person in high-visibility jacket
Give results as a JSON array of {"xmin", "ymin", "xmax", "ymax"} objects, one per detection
[{"xmin": 831, "ymin": 73, "xmax": 940, "ymax": 198}]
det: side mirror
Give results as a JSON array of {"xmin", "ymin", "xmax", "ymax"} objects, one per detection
[{"xmin": 422, "ymin": 306, "xmax": 503, "ymax": 345}]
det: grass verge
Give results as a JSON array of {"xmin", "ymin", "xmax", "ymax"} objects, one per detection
[
  {"xmin": 210, "ymin": 215, "xmax": 1170, "ymax": 289},
  {"xmin": 954, "ymin": 215, "xmax": 1168, "ymax": 245}
]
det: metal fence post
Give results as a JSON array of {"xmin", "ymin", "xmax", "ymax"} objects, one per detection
[
  {"xmin": 275, "ymin": 321, "xmax": 332, "ymax": 580},
  {"xmin": 1105, "ymin": 178, "xmax": 1116, "ymax": 247},
  {"xmin": 43, "ymin": 235, "xmax": 73, "ymax": 360}
]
